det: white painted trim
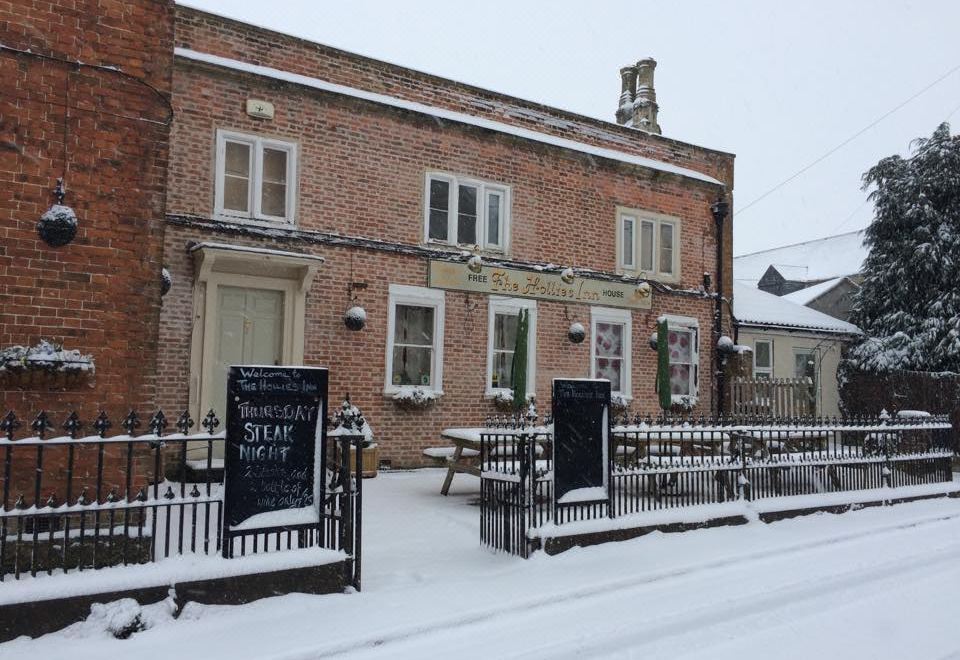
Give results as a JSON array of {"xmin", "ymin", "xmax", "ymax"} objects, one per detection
[
  {"xmin": 384, "ymin": 284, "xmax": 446, "ymax": 395},
  {"xmin": 214, "ymin": 129, "xmax": 298, "ymax": 226},
  {"xmin": 485, "ymin": 297, "xmax": 537, "ymax": 396},
  {"xmin": 590, "ymin": 306, "xmax": 632, "ymax": 397},
  {"xmin": 177, "ymin": 48, "xmax": 724, "ymax": 187}
]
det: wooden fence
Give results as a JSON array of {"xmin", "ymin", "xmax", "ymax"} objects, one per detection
[{"xmin": 730, "ymin": 377, "xmax": 815, "ymax": 417}]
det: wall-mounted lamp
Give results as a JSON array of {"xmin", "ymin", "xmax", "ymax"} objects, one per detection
[{"xmin": 37, "ymin": 178, "xmax": 77, "ymax": 247}]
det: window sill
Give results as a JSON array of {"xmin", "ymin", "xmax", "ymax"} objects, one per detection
[
  {"xmin": 616, "ymin": 268, "xmax": 681, "ymax": 286},
  {"xmin": 383, "ymin": 386, "xmax": 444, "ymax": 397},
  {"xmin": 423, "ymin": 241, "xmax": 508, "ymax": 257},
  {"xmin": 213, "ymin": 213, "xmax": 297, "ymax": 230}
]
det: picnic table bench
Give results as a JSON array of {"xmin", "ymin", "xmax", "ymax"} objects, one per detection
[{"xmin": 426, "ymin": 427, "xmax": 548, "ymax": 495}]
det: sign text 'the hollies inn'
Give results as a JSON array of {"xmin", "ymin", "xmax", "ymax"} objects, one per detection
[{"xmin": 428, "ymin": 260, "xmax": 652, "ymax": 309}]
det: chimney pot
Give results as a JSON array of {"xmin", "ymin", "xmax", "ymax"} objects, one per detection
[
  {"xmin": 631, "ymin": 57, "xmax": 661, "ymax": 134},
  {"xmin": 616, "ymin": 66, "xmax": 638, "ymax": 125}
]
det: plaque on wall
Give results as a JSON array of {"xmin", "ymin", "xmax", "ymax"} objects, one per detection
[
  {"xmin": 552, "ymin": 378, "xmax": 610, "ymax": 506},
  {"xmin": 223, "ymin": 365, "xmax": 328, "ymax": 532}
]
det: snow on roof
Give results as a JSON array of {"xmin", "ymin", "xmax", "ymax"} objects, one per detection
[
  {"xmin": 174, "ymin": 48, "xmax": 723, "ymax": 187},
  {"xmin": 733, "ymin": 282, "xmax": 862, "ymax": 335},
  {"xmin": 782, "ymin": 276, "xmax": 853, "ymax": 306},
  {"xmin": 733, "ymin": 230, "xmax": 867, "ymax": 283}
]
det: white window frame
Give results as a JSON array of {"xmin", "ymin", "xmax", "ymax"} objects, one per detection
[
  {"xmin": 590, "ymin": 306, "xmax": 632, "ymax": 398},
  {"xmin": 616, "ymin": 207, "xmax": 681, "ymax": 283},
  {"xmin": 384, "ymin": 284, "xmax": 445, "ymax": 395},
  {"xmin": 753, "ymin": 339, "xmax": 773, "ymax": 379},
  {"xmin": 661, "ymin": 314, "xmax": 700, "ymax": 398},
  {"xmin": 215, "ymin": 129, "xmax": 298, "ymax": 225},
  {"xmin": 424, "ymin": 172, "xmax": 510, "ymax": 253},
  {"xmin": 486, "ymin": 297, "xmax": 537, "ymax": 397}
]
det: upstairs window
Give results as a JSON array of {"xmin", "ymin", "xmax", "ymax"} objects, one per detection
[
  {"xmin": 425, "ymin": 173, "xmax": 509, "ymax": 252},
  {"xmin": 617, "ymin": 208, "xmax": 680, "ymax": 282},
  {"xmin": 215, "ymin": 130, "xmax": 297, "ymax": 224}
]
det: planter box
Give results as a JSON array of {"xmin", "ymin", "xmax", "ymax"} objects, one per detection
[{"xmin": 349, "ymin": 444, "xmax": 379, "ymax": 479}]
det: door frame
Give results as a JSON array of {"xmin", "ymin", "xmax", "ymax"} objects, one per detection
[{"xmin": 188, "ymin": 243, "xmax": 323, "ymax": 429}]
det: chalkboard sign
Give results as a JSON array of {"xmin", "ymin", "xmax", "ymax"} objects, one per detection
[
  {"xmin": 223, "ymin": 366, "xmax": 328, "ymax": 532},
  {"xmin": 552, "ymin": 378, "xmax": 610, "ymax": 506}
]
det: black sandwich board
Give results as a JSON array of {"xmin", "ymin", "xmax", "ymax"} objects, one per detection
[
  {"xmin": 552, "ymin": 378, "xmax": 610, "ymax": 506},
  {"xmin": 222, "ymin": 365, "xmax": 328, "ymax": 539}
]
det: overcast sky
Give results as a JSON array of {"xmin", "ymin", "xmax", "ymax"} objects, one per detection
[{"xmin": 182, "ymin": 0, "xmax": 960, "ymax": 255}]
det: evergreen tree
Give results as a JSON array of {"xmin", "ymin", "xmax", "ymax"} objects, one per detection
[{"xmin": 850, "ymin": 123, "xmax": 960, "ymax": 373}]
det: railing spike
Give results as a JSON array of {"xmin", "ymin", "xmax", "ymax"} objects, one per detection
[
  {"xmin": 148, "ymin": 410, "xmax": 168, "ymax": 437},
  {"xmin": 1, "ymin": 410, "xmax": 20, "ymax": 440},
  {"xmin": 176, "ymin": 410, "xmax": 194, "ymax": 435},
  {"xmin": 201, "ymin": 409, "xmax": 220, "ymax": 434},
  {"xmin": 163, "ymin": 485, "xmax": 175, "ymax": 500},
  {"xmin": 63, "ymin": 411, "xmax": 83, "ymax": 439},
  {"xmin": 190, "ymin": 484, "xmax": 201, "ymax": 498},
  {"xmin": 93, "ymin": 410, "xmax": 112, "ymax": 437},
  {"xmin": 122, "ymin": 410, "xmax": 141, "ymax": 436},
  {"xmin": 31, "ymin": 410, "xmax": 52, "ymax": 439}
]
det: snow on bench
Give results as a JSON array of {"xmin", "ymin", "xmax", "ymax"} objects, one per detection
[{"xmin": 423, "ymin": 447, "xmax": 479, "ymax": 460}]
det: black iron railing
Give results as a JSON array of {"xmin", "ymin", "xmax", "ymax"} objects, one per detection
[
  {"xmin": 0, "ymin": 410, "xmax": 362, "ymax": 588},
  {"xmin": 479, "ymin": 413, "xmax": 956, "ymax": 557}
]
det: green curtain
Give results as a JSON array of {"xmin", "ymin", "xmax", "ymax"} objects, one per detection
[
  {"xmin": 511, "ymin": 308, "xmax": 529, "ymax": 411},
  {"xmin": 656, "ymin": 318, "xmax": 672, "ymax": 411}
]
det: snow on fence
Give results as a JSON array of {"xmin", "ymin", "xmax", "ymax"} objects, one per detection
[
  {"xmin": 479, "ymin": 413, "xmax": 956, "ymax": 557},
  {"xmin": 0, "ymin": 409, "xmax": 361, "ymax": 586},
  {"xmin": 730, "ymin": 377, "xmax": 815, "ymax": 417}
]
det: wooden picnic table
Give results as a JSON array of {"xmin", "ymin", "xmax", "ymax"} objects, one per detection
[{"xmin": 433, "ymin": 427, "xmax": 549, "ymax": 496}]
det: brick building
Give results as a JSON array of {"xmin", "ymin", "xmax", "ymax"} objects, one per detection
[
  {"xmin": 1, "ymin": 1, "xmax": 174, "ymax": 421},
  {"xmin": 159, "ymin": 6, "xmax": 736, "ymax": 467}
]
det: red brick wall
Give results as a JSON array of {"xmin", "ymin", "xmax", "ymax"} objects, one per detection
[
  {"xmin": 159, "ymin": 7, "xmax": 736, "ymax": 466},
  {"xmin": 0, "ymin": 0, "xmax": 174, "ymax": 425}
]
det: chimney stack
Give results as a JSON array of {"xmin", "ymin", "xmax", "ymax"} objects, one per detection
[{"xmin": 615, "ymin": 58, "xmax": 661, "ymax": 135}]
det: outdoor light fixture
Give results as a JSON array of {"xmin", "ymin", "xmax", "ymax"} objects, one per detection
[
  {"xmin": 161, "ymin": 267, "xmax": 172, "ymax": 297},
  {"xmin": 636, "ymin": 281, "xmax": 652, "ymax": 298},
  {"xmin": 37, "ymin": 178, "xmax": 78, "ymax": 248},
  {"xmin": 568, "ymin": 322, "xmax": 586, "ymax": 344},
  {"xmin": 344, "ymin": 280, "xmax": 368, "ymax": 331},
  {"xmin": 648, "ymin": 332, "xmax": 659, "ymax": 351},
  {"xmin": 467, "ymin": 254, "xmax": 483, "ymax": 273},
  {"xmin": 560, "ymin": 267, "xmax": 575, "ymax": 284}
]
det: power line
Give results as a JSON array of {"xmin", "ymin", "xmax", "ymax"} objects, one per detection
[{"xmin": 737, "ymin": 62, "xmax": 960, "ymax": 216}]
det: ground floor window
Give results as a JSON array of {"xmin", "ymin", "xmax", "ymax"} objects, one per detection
[
  {"xmin": 590, "ymin": 307, "xmax": 632, "ymax": 396},
  {"xmin": 386, "ymin": 284, "xmax": 445, "ymax": 393},
  {"xmin": 661, "ymin": 315, "xmax": 699, "ymax": 399},
  {"xmin": 754, "ymin": 339, "xmax": 773, "ymax": 379},
  {"xmin": 487, "ymin": 297, "xmax": 536, "ymax": 395}
]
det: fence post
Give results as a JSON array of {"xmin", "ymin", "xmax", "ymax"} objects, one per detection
[{"xmin": 517, "ymin": 431, "xmax": 528, "ymax": 559}]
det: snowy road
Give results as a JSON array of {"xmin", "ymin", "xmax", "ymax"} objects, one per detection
[{"xmin": 3, "ymin": 469, "xmax": 960, "ymax": 660}]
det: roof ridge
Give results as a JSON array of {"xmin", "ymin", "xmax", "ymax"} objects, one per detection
[{"xmin": 734, "ymin": 228, "xmax": 865, "ymax": 259}]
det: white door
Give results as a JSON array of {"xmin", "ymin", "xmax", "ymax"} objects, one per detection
[{"xmin": 209, "ymin": 286, "xmax": 285, "ymax": 430}]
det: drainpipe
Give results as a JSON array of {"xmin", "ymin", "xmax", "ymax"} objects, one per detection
[{"xmin": 711, "ymin": 194, "xmax": 730, "ymax": 415}]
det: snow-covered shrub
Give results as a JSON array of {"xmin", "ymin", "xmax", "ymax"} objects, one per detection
[{"xmin": 329, "ymin": 397, "xmax": 374, "ymax": 446}]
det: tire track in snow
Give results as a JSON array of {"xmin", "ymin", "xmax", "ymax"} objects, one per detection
[
  {"xmin": 276, "ymin": 508, "xmax": 960, "ymax": 659},
  {"xmin": 516, "ymin": 537, "xmax": 960, "ymax": 659}
]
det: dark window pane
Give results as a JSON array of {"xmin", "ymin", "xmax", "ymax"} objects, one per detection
[
  {"xmin": 457, "ymin": 185, "xmax": 477, "ymax": 245},
  {"xmin": 429, "ymin": 209, "xmax": 448, "ymax": 240}
]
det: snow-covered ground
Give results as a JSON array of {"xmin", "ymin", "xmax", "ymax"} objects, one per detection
[{"xmin": 3, "ymin": 468, "xmax": 960, "ymax": 659}]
